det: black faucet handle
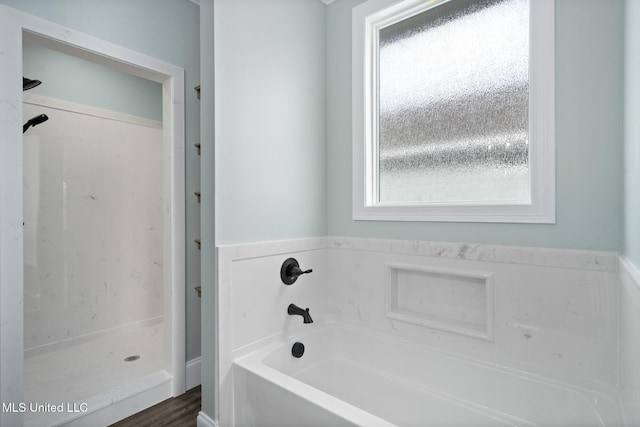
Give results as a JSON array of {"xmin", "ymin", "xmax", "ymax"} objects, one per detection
[
  {"xmin": 281, "ymin": 258, "xmax": 313, "ymax": 285},
  {"xmin": 292, "ymin": 266, "xmax": 313, "ymax": 276}
]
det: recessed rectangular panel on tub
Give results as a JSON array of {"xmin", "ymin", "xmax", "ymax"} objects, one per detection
[{"xmin": 385, "ymin": 263, "xmax": 494, "ymax": 341}]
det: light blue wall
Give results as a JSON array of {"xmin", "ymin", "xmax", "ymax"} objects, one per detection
[
  {"xmin": 624, "ymin": 0, "xmax": 640, "ymax": 267},
  {"xmin": 214, "ymin": 0, "xmax": 326, "ymax": 245},
  {"xmin": 1, "ymin": 0, "xmax": 202, "ymax": 361},
  {"xmin": 23, "ymin": 43, "xmax": 162, "ymax": 121},
  {"xmin": 327, "ymin": 0, "xmax": 624, "ymax": 251}
]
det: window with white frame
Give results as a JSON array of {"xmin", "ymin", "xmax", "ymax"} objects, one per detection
[{"xmin": 352, "ymin": 0, "xmax": 555, "ymax": 223}]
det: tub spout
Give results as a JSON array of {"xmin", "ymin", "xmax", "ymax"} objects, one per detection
[{"xmin": 288, "ymin": 304, "xmax": 313, "ymax": 324}]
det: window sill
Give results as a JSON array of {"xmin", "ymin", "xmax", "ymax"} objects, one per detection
[{"xmin": 353, "ymin": 202, "xmax": 556, "ymax": 223}]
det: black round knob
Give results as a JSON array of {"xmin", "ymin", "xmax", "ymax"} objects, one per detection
[
  {"xmin": 291, "ymin": 342, "xmax": 305, "ymax": 358},
  {"xmin": 280, "ymin": 258, "xmax": 312, "ymax": 285}
]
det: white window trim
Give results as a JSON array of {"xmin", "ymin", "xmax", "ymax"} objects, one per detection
[{"xmin": 352, "ymin": 0, "xmax": 555, "ymax": 223}]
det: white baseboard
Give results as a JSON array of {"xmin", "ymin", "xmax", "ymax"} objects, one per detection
[
  {"xmin": 197, "ymin": 411, "xmax": 218, "ymax": 427},
  {"xmin": 186, "ymin": 356, "xmax": 202, "ymax": 390}
]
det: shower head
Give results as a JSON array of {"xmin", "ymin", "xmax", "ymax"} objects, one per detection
[
  {"xmin": 23, "ymin": 114, "xmax": 49, "ymax": 133},
  {"xmin": 23, "ymin": 77, "xmax": 42, "ymax": 91}
]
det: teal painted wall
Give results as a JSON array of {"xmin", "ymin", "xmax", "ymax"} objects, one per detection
[
  {"xmin": 23, "ymin": 43, "xmax": 162, "ymax": 121},
  {"xmin": 624, "ymin": 0, "xmax": 640, "ymax": 267},
  {"xmin": 214, "ymin": 0, "xmax": 326, "ymax": 245},
  {"xmin": 1, "ymin": 0, "xmax": 202, "ymax": 361},
  {"xmin": 327, "ymin": 0, "xmax": 624, "ymax": 251}
]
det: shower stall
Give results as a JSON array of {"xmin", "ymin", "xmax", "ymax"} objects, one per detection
[
  {"xmin": 0, "ymin": 6, "xmax": 186, "ymax": 427},
  {"xmin": 22, "ymin": 93, "xmax": 165, "ymax": 426}
]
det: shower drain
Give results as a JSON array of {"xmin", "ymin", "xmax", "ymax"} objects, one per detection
[{"xmin": 124, "ymin": 355, "xmax": 140, "ymax": 362}]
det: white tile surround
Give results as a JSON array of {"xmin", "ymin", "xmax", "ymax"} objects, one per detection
[
  {"xmin": 22, "ymin": 99, "xmax": 164, "ymax": 352},
  {"xmin": 327, "ymin": 236, "xmax": 619, "ymax": 387},
  {"xmin": 216, "ymin": 235, "xmax": 640, "ymax": 426},
  {"xmin": 217, "ymin": 237, "xmax": 328, "ymax": 427}
]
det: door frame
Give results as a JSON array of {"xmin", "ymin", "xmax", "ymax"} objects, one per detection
[{"xmin": 0, "ymin": 6, "xmax": 186, "ymax": 425}]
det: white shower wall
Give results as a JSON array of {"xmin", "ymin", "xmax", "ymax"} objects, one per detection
[{"xmin": 23, "ymin": 94, "xmax": 164, "ymax": 354}]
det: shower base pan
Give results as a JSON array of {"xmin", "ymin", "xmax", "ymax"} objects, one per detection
[{"xmin": 24, "ymin": 322, "xmax": 171, "ymax": 427}]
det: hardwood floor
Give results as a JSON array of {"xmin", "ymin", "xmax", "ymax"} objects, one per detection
[{"xmin": 109, "ymin": 386, "xmax": 201, "ymax": 427}]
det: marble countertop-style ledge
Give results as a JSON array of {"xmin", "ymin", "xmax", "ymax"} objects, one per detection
[
  {"xmin": 217, "ymin": 236, "xmax": 328, "ymax": 262},
  {"xmin": 327, "ymin": 236, "xmax": 618, "ymax": 272}
]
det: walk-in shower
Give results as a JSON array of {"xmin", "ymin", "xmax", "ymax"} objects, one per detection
[
  {"xmin": 22, "ymin": 90, "xmax": 167, "ymax": 426},
  {"xmin": 0, "ymin": 7, "xmax": 187, "ymax": 425}
]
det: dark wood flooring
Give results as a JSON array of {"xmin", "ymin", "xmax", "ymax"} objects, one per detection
[{"xmin": 109, "ymin": 386, "xmax": 201, "ymax": 427}]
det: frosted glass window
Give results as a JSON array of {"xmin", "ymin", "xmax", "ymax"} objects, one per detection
[{"xmin": 378, "ymin": 0, "xmax": 530, "ymax": 203}]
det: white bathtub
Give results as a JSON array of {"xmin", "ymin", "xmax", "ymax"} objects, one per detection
[{"xmin": 232, "ymin": 323, "xmax": 622, "ymax": 427}]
